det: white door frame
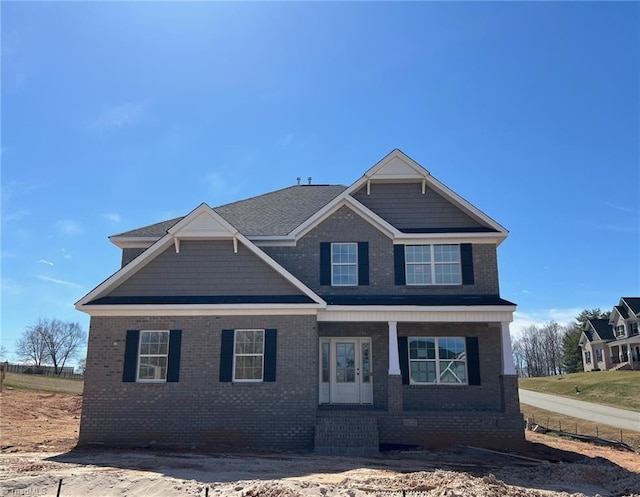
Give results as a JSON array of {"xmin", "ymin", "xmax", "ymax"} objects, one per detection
[{"xmin": 319, "ymin": 337, "xmax": 372, "ymax": 404}]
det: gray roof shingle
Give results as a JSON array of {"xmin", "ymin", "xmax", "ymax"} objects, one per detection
[
  {"xmin": 622, "ymin": 297, "xmax": 640, "ymax": 316},
  {"xmin": 111, "ymin": 184, "xmax": 347, "ymax": 239},
  {"xmin": 586, "ymin": 319, "xmax": 615, "ymax": 341}
]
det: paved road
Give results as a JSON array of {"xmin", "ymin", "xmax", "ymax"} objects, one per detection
[{"xmin": 519, "ymin": 389, "xmax": 640, "ymax": 432}]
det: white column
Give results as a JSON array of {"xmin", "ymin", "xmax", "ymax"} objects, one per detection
[
  {"xmin": 501, "ymin": 322, "xmax": 516, "ymax": 375},
  {"xmin": 388, "ymin": 321, "xmax": 401, "ymax": 375}
]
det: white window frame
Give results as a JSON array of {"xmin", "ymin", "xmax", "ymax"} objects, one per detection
[
  {"xmin": 615, "ymin": 325, "xmax": 626, "ymax": 338},
  {"xmin": 405, "ymin": 244, "xmax": 462, "ymax": 286},
  {"xmin": 331, "ymin": 242, "xmax": 358, "ymax": 287},
  {"xmin": 233, "ymin": 329, "xmax": 265, "ymax": 382},
  {"xmin": 137, "ymin": 330, "xmax": 170, "ymax": 383},
  {"xmin": 408, "ymin": 337, "xmax": 467, "ymax": 385},
  {"xmin": 584, "ymin": 350, "xmax": 592, "ymax": 364}
]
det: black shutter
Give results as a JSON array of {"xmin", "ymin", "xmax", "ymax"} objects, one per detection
[
  {"xmin": 123, "ymin": 330, "xmax": 139, "ymax": 382},
  {"xmin": 264, "ymin": 329, "xmax": 277, "ymax": 382},
  {"xmin": 461, "ymin": 243, "xmax": 474, "ymax": 285},
  {"xmin": 219, "ymin": 329, "xmax": 235, "ymax": 382},
  {"xmin": 394, "ymin": 245, "xmax": 406, "ymax": 285},
  {"xmin": 357, "ymin": 242, "xmax": 369, "ymax": 286},
  {"xmin": 320, "ymin": 242, "xmax": 331, "ymax": 286},
  {"xmin": 466, "ymin": 336, "xmax": 481, "ymax": 385},
  {"xmin": 167, "ymin": 329, "xmax": 182, "ymax": 382},
  {"xmin": 398, "ymin": 336, "xmax": 409, "ymax": 385}
]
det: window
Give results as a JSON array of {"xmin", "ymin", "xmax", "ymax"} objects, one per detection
[
  {"xmin": 632, "ymin": 322, "xmax": 639, "ymax": 336},
  {"xmin": 584, "ymin": 351, "xmax": 591, "ymax": 364},
  {"xmin": 615, "ymin": 325, "xmax": 626, "ymax": 338},
  {"xmin": 595, "ymin": 349, "xmax": 603, "ymax": 363},
  {"xmin": 408, "ymin": 337, "xmax": 467, "ymax": 384},
  {"xmin": 233, "ymin": 329, "xmax": 265, "ymax": 381},
  {"xmin": 405, "ymin": 245, "xmax": 461, "ymax": 285},
  {"xmin": 331, "ymin": 243, "xmax": 357, "ymax": 286},
  {"xmin": 138, "ymin": 330, "xmax": 170, "ymax": 381}
]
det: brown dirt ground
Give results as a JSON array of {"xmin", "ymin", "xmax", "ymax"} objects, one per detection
[{"xmin": 1, "ymin": 388, "xmax": 639, "ymax": 497}]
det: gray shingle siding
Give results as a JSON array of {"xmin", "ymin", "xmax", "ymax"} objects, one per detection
[
  {"xmin": 352, "ymin": 183, "xmax": 488, "ymax": 231},
  {"xmin": 108, "ymin": 240, "xmax": 304, "ymax": 298},
  {"xmin": 264, "ymin": 206, "xmax": 500, "ymax": 296}
]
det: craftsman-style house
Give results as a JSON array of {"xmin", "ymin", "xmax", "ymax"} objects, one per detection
[
  {"xmin": 580, "ymin": 297, "xmax": 640, "ymax": 371},
  {"xmin": 76, "ymin": 149, "xmax": 524, "ymax": 453}
]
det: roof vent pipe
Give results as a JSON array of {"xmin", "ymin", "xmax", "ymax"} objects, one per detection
[
  {"xmin": 308, "ymin": 176, "xmax": 312, "ymax": 185},
  {"xmin": 297, "ymin": 177, "xmax": 301, "ymax": 185}
]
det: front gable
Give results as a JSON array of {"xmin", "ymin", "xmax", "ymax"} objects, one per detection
[{"xmin": 76, "ymin": 203, "xmax": 324, "ymax": 312}]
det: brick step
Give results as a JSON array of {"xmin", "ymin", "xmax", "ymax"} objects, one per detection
[{"xmin": 314, "ymin": 415, "xmax": 379, "ymax": 456}]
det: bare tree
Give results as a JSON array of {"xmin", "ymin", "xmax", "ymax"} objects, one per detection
[
  {"xmin": 39, "ymin": 319, "xmax": 86, "ymax": 374},
  {"xmin": 16, "ymin": 322, "xmax": 48, "ymax": 367},
  {"xmin": 0, "ymin": 344, "xmax": 8, "ymax": 360},
  {"xmin": 16, "ymin": 318, "xmax": 86, "ymax": 374}
]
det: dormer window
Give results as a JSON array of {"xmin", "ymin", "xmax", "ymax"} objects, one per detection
[{"xmin": 615, "ymin": 325, "xmax": 626, "ymax": 338}]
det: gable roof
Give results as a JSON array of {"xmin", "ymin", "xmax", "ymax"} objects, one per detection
[
  {"xmin": 584, "ymin": 319, "xmax": 615, "ymax": 341},
  {"xmin": 344, "ymin": 149, "xmax": 508, "ymax": 237},
  {"xmin": 109, "ymin": 149, "xmax": 507, "ymax": 247},
  {"xmin": 77, "ymin": 203, "xmax": 326, "ymax": 310},
  {"xmin": 621, "ymin": 297, "xmax": 640, "ymax": 316},
  {"xmin": 110, "ymin": 185, "xmax": 346, "ymax": 244}
]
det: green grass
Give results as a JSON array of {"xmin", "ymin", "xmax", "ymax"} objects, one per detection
[
  {"xmin": 2, "ymin": 372, "xmax": 83, "ymax": 394},
  {"xmin": 519, "ymin": 371, "xmax": 640, "ymax": 411},
  {"xmin": 520, "ymin": 404, "xmax": 640, "ymax": 449}
]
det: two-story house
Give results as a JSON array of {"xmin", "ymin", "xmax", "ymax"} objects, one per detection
[
  {"xmin": 580, "ymin": 297, "xmax": 640, "ymax": 372},
  {"xmin": 76, "ymin": 149, "xmax": 524, "ymax": 453}
]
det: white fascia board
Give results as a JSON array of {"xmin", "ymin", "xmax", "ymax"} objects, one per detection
[
  {"xmin": 318, "ymin": 305, "xmax": 516, "ymax": 323},
  {"xmin": 343, "ymin": 149, "xmax": 429, "ymax": 196},
  {"xmin": 394, "ymin": 232, "xmax": 506, "ymax": 246},
  {"xmin": 109, "ymin": 236, "xmax": 159, "ymax": 249},
  {"xmin": 424, "ymin": 175, "xmax": 509, "ymax": 237},
  {"xmin": 290, "ymin": 197, "xmax": 399, "ymax": 241},
  {"xmin": 76, "ymin": 235, "xmax": 176, "ymax": 307},
  {"xmin": 250, "ymin": 237, "xmax": 297, "ymax": 247},
  {"xmin": 79, "ymin": 304, "xmax": 322, "ymax": 317},
  {"xmin": 233, "ymin": 232, "xmax": 326, "ymax": 305}
]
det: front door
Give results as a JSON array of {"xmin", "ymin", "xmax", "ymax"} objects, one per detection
[{"xmin": 327, "ymin": 338, "xmax": 372, "ymax": 404}]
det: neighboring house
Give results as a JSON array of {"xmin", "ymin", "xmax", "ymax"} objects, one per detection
[
  {"xmin": 76, "ymin": 149, "xmax": 524, "ymax": 453},
  {"xmin": 579, "ymin": 297, "xmax": 640, "ymax": 372}
]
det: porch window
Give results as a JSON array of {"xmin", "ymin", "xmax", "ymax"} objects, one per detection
[
  {"xmin": 331, "ymin": 243, "xmax": 358, "ymax": 286},
  {"xmin": 234, "ymin": 329, "xmax": 264, "ymax": 381},
  {"xmin": 408, "ymin": 337, "xmax": 467, "ymax": 384},
  {"xmin": 138, "ymin": 330, "xmax": 169, "ymax": 381},
  {"xmin": 585, "ymin": 351, "xmax": 591, "ymax": 364},
  {"xmin": 405, "ymin": 245, "xmax": 461, "ymax": 285}
]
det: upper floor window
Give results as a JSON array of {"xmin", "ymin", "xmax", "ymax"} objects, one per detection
[
  {"xmin": 405, "ymin": 244, "xmax": 461, "ymax": 285},
  {"xmin": 408, "ymin": 337, "xmax": 467, "ymax": 384},
  {"xmin": 138, "ymin": 330, "xmax": 170, "ymax": 381},
  {"xmin": 615, "ymin": 325, "xmax": 626, "ymax": 338},
  {"xmin": 632, "ymin": 322, "xmax": 639, "ymax": 336},
  {"xmin": 331, "ymin": 242, "xmax": 358, "ymax": 286}
]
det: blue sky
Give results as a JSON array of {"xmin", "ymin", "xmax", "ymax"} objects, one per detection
[{"xmin": 2, "ymin": 2, "xmax": 638, "ymax": 365}]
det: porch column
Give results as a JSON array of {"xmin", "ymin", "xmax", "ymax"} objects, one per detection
[
  {"xmin": 388, "ymin": 321, "xmax": 401, "ymax": 375},
  {"xmin": 501, "ymin": 322, "xmax": 516, "ymax": 375}
]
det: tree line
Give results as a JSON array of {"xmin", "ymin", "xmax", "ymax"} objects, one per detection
[
  {"xmin": 512, "ymin": 308, "xmax": 608, "ymax": 377},
  {"xmin": 14, "ymin": 317, "xmax": 86, "ymax": 375}
]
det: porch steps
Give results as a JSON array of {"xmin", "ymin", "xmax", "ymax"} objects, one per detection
[
  {"xmin": 314, "ymin": 414, "xmax": 379, "ymax": 456},
  {"xmin": 611, "ymin": 361, "xmax": 631, "ymax": 371}
]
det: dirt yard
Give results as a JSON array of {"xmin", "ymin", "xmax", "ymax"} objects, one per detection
[{"xmin": 1, "ymin": 388, "xmax": 639, "ymax": 496}]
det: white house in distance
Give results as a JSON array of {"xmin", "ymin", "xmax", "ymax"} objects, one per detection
[{"xmin": 580, "ymin": 297, "xmax": 640, "ymax": 371}]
